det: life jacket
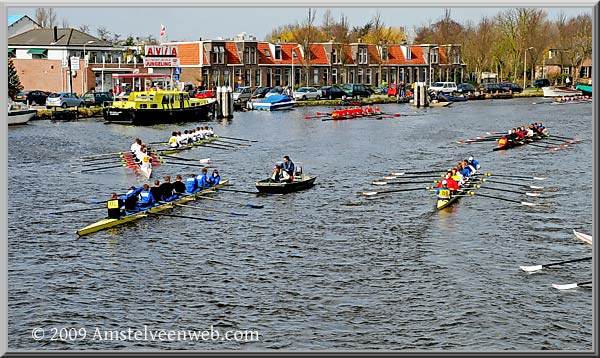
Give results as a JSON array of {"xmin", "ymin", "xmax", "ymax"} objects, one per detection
[
  {"xmin": 272, "ymin": 169, "xmax": 282, "ymax": 181},
  {"xmin": 169, "ymin": 136, "xmax": 178, "ymax": 147},
  {"xmin": 437, "ymin": 188, "xmax": 451, "ymax": 200},
  {"xmin": 498, "ymin": 137, "xmax": 508, "ymax": 147}
]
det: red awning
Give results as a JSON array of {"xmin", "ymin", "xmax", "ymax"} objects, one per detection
[{"xmin": 111, "ymin": 73, "xmax": 171, "ymax": 79}]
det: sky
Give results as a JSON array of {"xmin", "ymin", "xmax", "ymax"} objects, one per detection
[{"xmin": 7, "ymin": 6, "xmax": 592, "ymax": 43}]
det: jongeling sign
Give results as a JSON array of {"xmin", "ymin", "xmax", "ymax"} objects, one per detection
[{"xmin": 143, "ymin": 57, "xmax": 180, "ymax": 67}]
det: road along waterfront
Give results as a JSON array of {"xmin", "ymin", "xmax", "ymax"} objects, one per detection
[{"xmin": 8, "ymin": 97, "xmax": 592, "ymax": 350}]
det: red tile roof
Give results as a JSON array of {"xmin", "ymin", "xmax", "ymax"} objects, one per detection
[
  {"xmin": 308, "ymin": 44, "xmax": 328, "ymax": 65},
  {"xmin": 438, "ymin": 47, "xmax": 448, "ymax": 65},
  {"xmin": 225, "ymin": 42, "xmax": 241, "ymax": 65},
  {"xmin": 176, "ymin": 43, "xmax": 200, "ymax": 65},
  {"xmin": 404, "ymin": 46, "xmax": 426, "ymax": 65}
]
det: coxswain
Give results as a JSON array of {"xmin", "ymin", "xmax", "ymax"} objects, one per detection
[
  {"xmin": 159, "ymin": 176, "xmax": 176, "ymax": 201},
  {"xmin": 536, "ymin": 122, "xmax": 546, "ymax": 134},
  {"xmin": 497, "ymin": 135, "xmax": 509, "ymax": 148},
  {"xmin": 467, "ymin": 156, "xmax": 481, "ymax": 171},
  {"xmin": 107, "ymin": 192, "xmax": 124, "ymax": 219},
  {"xmin": 281, "ymin": 155, "xmax": 295, "ymax": 181},
  {"xmin": 207, "ymin": 169, "xmax": 221, "ymax": 186},
  {"xmin": 172, "ymin": 175, "xmax": 187, "ymax": 195},
  {"xmin": 436, "ymin": 180, "xmax": 452, "ymax": 201},
  {"xmin": 197, "ymin": 167, "xmax": 210, "ymax": 189},
  {"xmin": 150, "ymin": 180, "xmax": 162, "ymax": 202},
  {"xmin": 331, "ymin": 108, "xmax": 339, "ymax": 119},
  {"xmin": 185, "ymin": 174, "xmax": 199, "ymax": 194},
  {"xmin": 169, "ymin": 132, "xmax": 180, "ymax": 148},
  {"xmin": 137, "ymin": 184, "xmax": 156, "ymax": 210}
]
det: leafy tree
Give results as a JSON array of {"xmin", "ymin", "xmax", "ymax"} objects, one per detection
[{"xmin": 8, "ymin": 58, "xmax": 23, "ymax": 98}]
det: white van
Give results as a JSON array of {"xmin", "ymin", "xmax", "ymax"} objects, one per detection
[{"xmin": 429, "ymin": 82, "xmax": 458, "ymax": 94}]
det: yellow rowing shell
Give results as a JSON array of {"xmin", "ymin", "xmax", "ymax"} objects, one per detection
[{"xmin": 76, "ymin": 179, "xmax": 229, "ymax": 236}]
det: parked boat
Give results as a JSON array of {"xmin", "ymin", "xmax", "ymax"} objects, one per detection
[
  {"xmin": 103, "ymin": 73, "xmax": 216, "ymax": 125},
  {"xmin": 76, "ymin": 180, "xmax": 229, "ymax": 236},
  {"xmin": 573, "ymin": 229, "xmax": 592, "ymax": 245},
  {"xmin": 410, "ymin": 101, "xmax": 451, "ymax": 108},
  {"xmin": 251, "ymin": 94, "xmax": 295, "ymax": 111},
  {"xmin": 493, "ymin": 133, "xmax": 549, "ymax": 151},
  {"xmin": 542, "ymin": 86, "xmax": 582, "ymax": 97},
  {"xmin": 437, "ymin": 93, "xmax": 468, "ymax": 102},
  {"xmin": 255, "ymin": 164, "xmax": 316, "ymax": 194},
  {"xmin": 7, "ymin": 99, "xmax": 37, "ymax": 125},
  {"xmin": 575, "ymin": 84, "xmax": 592, "ymax": 97}
]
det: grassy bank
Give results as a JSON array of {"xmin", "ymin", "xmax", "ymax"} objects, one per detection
[{"xmin": 33, "ymin": 107, "xmax": 104, "ymax": 120}]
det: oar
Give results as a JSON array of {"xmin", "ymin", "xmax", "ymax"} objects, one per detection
[
  {"xmin": 196, "ymin": 195, "xmax": 264, "ymax": 208},
  {"xmin": 214, "ymin": 135, "xmax": 258, "ymax": 143},
  {"xmin": 469, "ymin": 191, "xmax": 543, "ymax": 206},
  {"xmin": 205, "ymin": 141, "xmax": 239, "ymax": 148},
  {"xmin": 49, "ymin": 207, "xmax": 105, "ymax": 215},
  {"xmin": 483, "ymin": 173, "xmax": 546, "ymax": 181},
  {"xmin": 216, "ymin": 188, "xmax": 266, "ymax": 195},
  {"xmin": 78, "ymin": 153, "xmax": 124, "ymax": 163},
  {"xmin": 212, "ymin": 138, "xmax": 251, "ymax": 146},
  {"xmin": 473, "ymin": 178, "xmax": 544, "ymax": 190},
  {"xmin": 175, "ymin": 203, "xmax": 248, "ymax": 216},
  {"xmin": 157, "ymin": 153, "xmax": 207, "ymax": 162},
  {"xmin": 203, "ymin": 144, "xmax": 235, "ymax": 151},
  {"xmin": 148, "ymin": 212, "xmax": 218, "ymax": 221},
  {"xmin": 372, "ymin": 180, "xmax": 437, "ymax": 186},
  {"xmin": 520, "ymin": 257, "xmax": 591, "ymax": 272},
  {"xmin": 80, "ymin": 151, "xmax": 125, "ymax": 159},
  {"xmin": 75, "ymin": 164, "xmax": 126, "ymax": 173},
  {"xmin": 360, "ymin": 187, "xmax": 427, "ymax": 196},
  {"xmin": 476, "ymin": 186, "xmax": 541, "ymax": 197},
  {"xmin": 548, "ymin": 134, "xmax": 579, "ymax": 141},
  {"xmin": 390, "ymin": 170, "xmax": 446, "ymax": 176},
  {"xmin": 552, "ymin": 281, "xmax": 592, "ymax": 290}
]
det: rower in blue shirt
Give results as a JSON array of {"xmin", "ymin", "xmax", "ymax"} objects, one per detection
[
  {"xmin": 137, "ymin": 184, "xmax": 156, "ymax": 210},
  {"xmin": 186, "ymin": 174, "xmax": 199, "ymax": 193},
  {"xmin": 197, "ymin": 167, "xmax": 210, "ymax": 189},
  {"xmin": 207, "ymin": 169, "xmax": 220, "ymax": 186},
  {"xmin": 468, "ymin": 156, "xmax": 480, "ymax": 171}
]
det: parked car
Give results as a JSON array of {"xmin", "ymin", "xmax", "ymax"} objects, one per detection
[
  {"xmin": 457, "ymin": 83, "xmax": 476, "ymax": 93},
  {"xmin": 429, "ymin": 81, "xmax": 458, "ymax": 94},
  {"xmin": 252, "ymin": 86, "xmax": 272, "ymax": 99},
  {"xmin": 14, "ymin": 90, "xmax": 50, "ymax": 105},
  {"xmin": 319, "ymin": 85, "xmax": 345, "ymax": 100},
  {"xmin": 532, "ymin": 78, "xmax": 551, "ymax": 88},
  {"xmin": 82, "ymin": 91, "xmax": 113, "ymax": 107},
  {"xmin": 265, "ymin": 86, "xmax": 286, "ymax": 97},
  {"xmin": 293, "ymin": 87, "xmax": 322, "ymax": 101},
  {"xmin": 232, "ymin": 86, "xmax": 252, "ymax": 104},
  {"xmin": 478, "ymin": 83, "xmax": 507, "ymax": 94},
  {"xmin": 499, "ymin": 82, "xmax": 523, "ymax": 93},
  {"xmin": 341, "ymin": 83, "xmax": 372, "ymax": 99},
  {"xmin": 45, "ymin": 92, "xmax": 85, "ymax": 109},
  {"xmin": 195, "ymin": 90, "xmax": 215, "ymax": 99}
]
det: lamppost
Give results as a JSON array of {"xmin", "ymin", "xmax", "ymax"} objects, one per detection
[
  {"xmin": 83, "ymin": 40, "xmax": 94, "ymax": 94},
  {"xmin": 523, "ymin": 46, "xmax": 534, "ymax": 88}
]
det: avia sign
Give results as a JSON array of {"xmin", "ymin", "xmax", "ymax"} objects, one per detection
[{"xmin": 145, "ymin": 45, "xmax": 178, "ymax": 57}]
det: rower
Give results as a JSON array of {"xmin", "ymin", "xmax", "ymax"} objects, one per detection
[
  {"xmin": 172, "ymin": 175, "xmax": 187, "ymax": 195},
  {"xmin": 130, "ymin": 138, "xmax": 142, "ymax": 154},
  {"xmin": 467, "ymin": 156, "xmax": 481, "ymax": 171},
  {"xmin": 159, "ymin": 176, "xmax": 176, "ymax": 201},
  {"xmin": 150, "ymin": 180, "xmax": 162, "ymax": 201},
  {"xmin": 437, "ymin": 170, "xmax": 459, "ymax": 193},
  {"xmin": 536, "ymin": 121, "xmax": 546, "ymax": 134},
  {"xmin": 197, "ymin": 167, "xmax": 210, "ymax": 189},
  {"xmin": 185, "ymin": 174, "xmax": 199, "ymax": 194},
  {"xmin": 123, "ymin": 186, "xmax": 141, "ymax": 212},
  {"xmin": 450, "ymin": 167, "xmax": 463, "ymax": 187},
  {"xmin": 436, "ymin": 180, "xmax": 452, "ymax": 201},
  {"xmin": 137, "ymin": 184, "xmax": 156, "ymax": 210},
  {"xmin": 281, "ymin": 155, "xmax": 295, "ymax": 181},
  {"xmin": 460, "ymin": 160, "xmax": 474, "ymax": 179},
  {"xmin": 208, "ymin": 126, "xmax": 215, "ymax": 137},
  {"xmin": 207, "ymin": 169, "xmax": 221, "ymax": 186},
  {"xmin": 169, "ymin": 132, "xmax": 179, "ymax": 148},
  {"xmin": 139, "ymin": 148, "xmax": 152, "ymax": 170},
  {"xmin": 107, "ymin": 192, "xmax": 124, "ymax": 219}
]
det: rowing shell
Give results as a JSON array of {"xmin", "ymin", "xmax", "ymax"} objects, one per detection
[
  {"xmin": 573, "ymin": 229, "xmax": 592, "ymax": 245},
  {"xmin": 493, "ymin": 133, "xmax": 549, "ymax": 151},
  {"xmin": 76, "ymin": 179, "xmax": 229, "ymax": 236},
  {"xmin": 158, "ymin": 137, "xmax": 215, "ymax": 155}
]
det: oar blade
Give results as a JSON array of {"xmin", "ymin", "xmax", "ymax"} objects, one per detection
[
  {"xmin": 525, "ymin": 192, "xmax": 541, "ymax": 197},
  {"xmin": 552, "ymin": 283, "xmax": 579, "ymax": 290},
  {"xmin": 521, "ymin": 202, "xmax": 537, "ymax": 207},
  {"xmin": 520, "ymin": 265, "xmax": 543, "ymax": 272},
  {"xmin": 361, "ymin": 191, "xmax": 378, "ymax": 196},
  {"xmin": 372, "ymin": 181, "xmax": 387, "ymax": 186},
  {"xmin": 247, "ymin": 203, "xmax": 264, "ymax": 209}
]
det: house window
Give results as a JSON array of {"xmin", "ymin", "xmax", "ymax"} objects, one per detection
[
  {"xmin": 212, "ymin": 46, "xmax": 225, "ymax": 64},
  {"xmin": 332, "ymin": 68, "xmax": 337, "ymax": 84},
  {"xmin": 452, "ymin": 49, "xmax": 461, "ymax": 64},
  {"xmin": 8, "ymin": 49, "xmax": 16, "ymax": 58},
  {"xmin": 358, "ymin": 68, "xmax": 364, "ymax": 83},
  {"xmin": 28, "ymin": 48, "xmax": 48, "ymax": 59},
  {"xmin": 223, "ymin": 70, "xmax": 230, "ymax": 85},
  {"xmin": 405, "ymin": 46, "xmax": 411, "ymax": 61},
  {"xmin": 383, "ymin": 69, "xmax": 388, "ymax": 83},
  {"xmin": 274, "ymin": 46, "xmax": 282, "ymax": 60},
  {"xmin": 250, "ymin": 47, "xmax": 256, "ymax": 64},
  {"xmin": 549, "ymin": 49, "xmax": 556, "ymax": 59},
  {"xmin": 399, "ymin": 68, "xmax": 404, "ymax": 83},
  {"xmin": 563, "ymin": 67, "xmax": 570, "ymax": 74},
  {"xmin": 292, "ymin": 49, "xmax": 298, "ymax": 59},
  {"xmin": 245, "ymin": 69, "xmax": 251, "ymax": 86},
  {"xmin": 431, "ymin": 49, "xmax": 438, "ymax": 64},
  {"xmin": 244, "ymin": 47, "xmax": 250, "ymax": 64},
  {"xmin": 313, "ymin": 68, "xmax": 319, "ymax": 85},
  {"xmin": 264, "ymin": 49, "xmax": 271, "ymax": 58},
  {"xmin": 332, "ymin": 49, "xmax": 341, "ymax": 64},
  {"xmin": 285, "ymin": 68, "xmax": 291, "ymax": 86},
  {"xmin": 275, "ymin": 68, "xmax": 281, "ymax": 86},
  {"xmin": 255, "ymin": 69, "xmax": 261, "ymax": 86},
  {"xmin": 381, "ymin": 47, "xmax": 388, "ymax": 61},
  {"xmin": 212, "ymin": 69, "xmax": 220, "ymax": 86},
  {"xmin": 235, "ymin": 68, "xmax": 242, "ymax": 85},
  {"xmin": 202, "ymin": 69, "xmax": 209, "ymax": 85},
  {"xmin": 359, "ymin": 48, "xmax": 368, "ymax": 64},
  {"xmin": 349, "ymin": 69, "xmax": 355, "ymax": 83},
  {"xmin": 322, "ymin": 68, "xmax": 328, "ymax": 84},
  {"xmin": 266, "ymin": 68, "xmax": 272, "ymax": 87},
  {"xmin": 366, "ymin": 69, "xmax": 371, "ymax": 84},
  {"xmin": 390, "ymin": 67, "xmax": 396, "ymax": 83}
]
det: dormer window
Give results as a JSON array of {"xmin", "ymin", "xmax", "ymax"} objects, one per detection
[
  {"xmin": 405, "ymin": 46, "xmax": 411, "ymax": 61},
  {"xmin": 332, "ymin": 49, "xmax": 338, "ymax": 64},
  {"xmin": 381, "ymin": 47, "xmax": 388, "ymax": 61},
  {"xmin": 265, "ymin": 49, "xmax": 271, "ymax": 58},
  {"xmin": 212, "ymin": 46, "xmax": 225, "ymax": 64},
  {"xmin": 431, "ymin": 48, "xmax": 438, "ymax": 64},
  {"xmin": 358, "ymin": 48, "xmax": 368, "ymax": 64},
  {"xmin": 274, "ymin": 45, "xmax": 281, "ymax": 60},
  {"xmin": 292, "ymin": 49, "xmax": 298, "ymax": 59}
]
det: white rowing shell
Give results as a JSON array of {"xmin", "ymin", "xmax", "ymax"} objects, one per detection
[{"xmin": 573, "ymin": 230, "xmax": 592, "ymax": 245}]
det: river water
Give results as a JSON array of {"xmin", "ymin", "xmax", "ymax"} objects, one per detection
[{"xmin": 7, "ymin": 97, "xmax": 593, "ymax": 351}]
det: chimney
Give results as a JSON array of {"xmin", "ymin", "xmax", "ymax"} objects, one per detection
[{"xmin": 53, "ymin": 26, "xmax": 58, "ymax": 43}]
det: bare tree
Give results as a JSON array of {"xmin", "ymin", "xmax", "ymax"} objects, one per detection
[
  {"xmin": 96, "ymin": 26, "xmax": 112, "ymax": 42},
  {"xmin": 78, "ymin": 24, "xmax": 90, "ymax": 34},
  {"xmin": 35, "ymin": 8, "xmax": 57, "ymax": 28},
  {"xmin": 61, "ymin": 18, "xmax": 69, "ymax": 28}
]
